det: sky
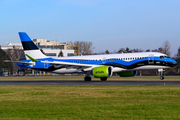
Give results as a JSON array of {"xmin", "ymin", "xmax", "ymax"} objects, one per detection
[{"xmin": 0, "ymin": 0, "xmax": 180, "ymax": 57}]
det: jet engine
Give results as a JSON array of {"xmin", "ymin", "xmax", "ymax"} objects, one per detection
[
  {"xmin": 92, "ymin": 66, "xmax": 113, "ymax": 78},
  {"xmin": 118, "ymin": 71, "xmax": 137, "ymax": 77}
]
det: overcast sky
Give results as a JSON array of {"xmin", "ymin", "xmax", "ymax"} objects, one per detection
[{"xmin": 0, "ymin": 0, "xmax": 180, "ymax": 56}]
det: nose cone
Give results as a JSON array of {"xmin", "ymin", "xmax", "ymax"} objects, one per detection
[{"xmin": 169, "ymin": 59, "xmax": 177, "ymax": 67}]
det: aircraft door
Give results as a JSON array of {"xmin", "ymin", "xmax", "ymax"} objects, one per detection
[
  {"xmin": 44, "ymin": 60, "xmax": 48, "ymax": 69},
  {"xmin": 148, "ymin": 54, "xmax": 154, "ymax": 64},
  {"xmin": 102, "ymin": 57, "xmax": 106, "ymax": 64}
]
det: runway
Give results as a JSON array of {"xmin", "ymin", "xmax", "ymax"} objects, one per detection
[{"xmin": 0, "ymin": 80, "xmax": 180, "ymax": 85}]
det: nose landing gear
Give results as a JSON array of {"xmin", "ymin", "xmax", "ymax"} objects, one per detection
[
  {"xmin": 158, "ymin": 69, "xmax": 164, "ymax": 80},
  {"xmin": 160, "ymin": 76, "xmax": 164, "ymax": 80}
]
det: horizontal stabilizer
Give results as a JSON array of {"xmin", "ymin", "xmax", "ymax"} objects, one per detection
[{"xmin": 3, "ymin": 60, "xmax": 34, "ymax": 65}]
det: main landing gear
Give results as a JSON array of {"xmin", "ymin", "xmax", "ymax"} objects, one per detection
[
  {"xmin": 84, "ymin": 76, "xmax": 108, "ymax": 81},
  {"xmin": 158, "ymin": 69, "xmax": 164, "ymax": 80},
  {"xmin": 84, "ymin": 75, "xmax": 91, "ymax": 81},
  {"xmin": 100, "ymin": 77, "xmax": 107, "ymax": 81}
]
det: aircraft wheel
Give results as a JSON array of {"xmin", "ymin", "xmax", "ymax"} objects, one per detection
[
  {"xmin": 100, "ymin": 77, "xmax": 107, "ymax": 81},
  {"xmin": 160, "ymin": 76, "xmax": 164, "ymax": 80},
  {"xmin": 84, "ymin": 76, "xmax": 91, "ymax": 81}
]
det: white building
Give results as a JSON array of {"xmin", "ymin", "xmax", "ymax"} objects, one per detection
[
  {"xmin": 43, "ymin": 49, "xmax": 74, "ymax": 57},
  {"xmin": 0, "ymin": 42, "xmax": 23, "ymax": 50},
  {"xmin": 0, "ymin": 41, "xmax": 75, "ymax": 57}
]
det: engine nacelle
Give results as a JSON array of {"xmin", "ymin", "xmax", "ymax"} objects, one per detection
[
  {"xmin": 118, "ymin": 71, "xmax": 137, "ymax": 77},
  {"xmin": 92, "ymin": 66, "xmax": 113, "ymax": 78}
]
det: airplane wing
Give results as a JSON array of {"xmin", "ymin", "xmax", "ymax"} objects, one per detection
[{"xmin": 41, "ymin": 61, "xmax": 99, "ymax": 71}]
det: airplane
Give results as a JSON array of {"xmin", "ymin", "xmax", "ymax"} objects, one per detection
[{"xmin": 5, "ymin": 32, "xmax": 177, "ymax": 81}]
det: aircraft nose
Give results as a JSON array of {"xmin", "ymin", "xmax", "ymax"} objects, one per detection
[
  {"xmin": 174, "ymin": 61, "xmax": 177, "ymax": 66},
  {"xmin": 171, "ymin": 60, "xmax": 177, "ymax": 67},
  {"xmin": 167, "ymin": 59, "xmax": 177, "ymax": 67}
]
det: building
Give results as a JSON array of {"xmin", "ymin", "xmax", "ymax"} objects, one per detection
[
  {"xmin": 0, "ymin": 39, "xmax": 79, "ymax": 57},
  {"xmin": 42, "ymin": 49, "xmax": 74, "ymax": 57},
  {"xmin": 32, "ymin": 39, "xmax": 80, "ymax": 56},
  {"xmin": 0, "ymin": 42, "xmax": 23, "ymax": 51}
]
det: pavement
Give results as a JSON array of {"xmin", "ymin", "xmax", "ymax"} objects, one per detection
[{"xmin": 0, "ymin": 80, "xmax": 180, "ymax": 85}]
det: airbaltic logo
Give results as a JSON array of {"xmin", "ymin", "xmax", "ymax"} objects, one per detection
[{"xmin": 95, "ymin": 71, "xmax": 104, "ymax": 74}]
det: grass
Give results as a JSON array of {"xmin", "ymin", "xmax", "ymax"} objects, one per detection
[
  {"xmin": 0, "ymin": 85, "xmax": 180, "ymax": 119},
  {"xmin": 0, "ymin": 76, "xmax": 180, "ymax": 81}
]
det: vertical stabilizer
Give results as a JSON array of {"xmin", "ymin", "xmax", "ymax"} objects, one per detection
[{"xmin": 19, "ymin": 32, "xmax": 47, "ymax": 59}]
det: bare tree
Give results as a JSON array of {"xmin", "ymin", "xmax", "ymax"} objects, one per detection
[
  {"xmin": 152, "ymin": 49, "xmax": 158, "ymax": 52},
  {"xmin": 146, "ymin": 49, "xmax": 150, "ymax": 52},
  {"xmin": 117, "ymin": 47, "xmax": 132, "ymax": 53},
  {"xmin": 72, "ymin": 41, "xmax": 94, "ymax": 55},
  {"xmin": 175, "ymin": 47, "xmax": 180, "ymax": 74},
  {"xmin": 73, "ymin": 41, "xmax": 84, "ymax": 55},
  {"xmin": 117, "ymin": 48, "xmax": 126, "ymax": 53},
  {"xmin": 132, "ymin": 48, "xmax": 143, "ymax": 53},
  {"xmin": 5, "ymin": 46, "xmax": 24, "ymax": 75},
  {"xmin": 162, "ymin": 40, "xmax": 171, "ymax": 56},
  {"xmin": 158, "ymin": 47, "xmax": 164, "ymax": 53},
  {"xmin": 125, "ymin": 47, "xmax": 132, "ymax": 53}
]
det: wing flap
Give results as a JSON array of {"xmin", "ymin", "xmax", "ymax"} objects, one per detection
[{"xmin": 41, "ymin": 61, "xmax": 98, "ymax": 70}]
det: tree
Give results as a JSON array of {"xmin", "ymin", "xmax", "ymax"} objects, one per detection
[
  {"xmin": 162, "ymin": 40, "xmax": 171, "ymax": 56},
  {"xmin": 176, "ymin": 47, "xmax": 180, "ymax": 58},
  {"xmin": 125, "ymin": 47, "xmax": 132, "ymax": 53},
  {"xmin": 175, "ymin": 47, "xmax": 180, "ymax": 74},
  {"xmin": 105, "ymin": 50, "xmax": 109, "ymax": 54},
  {"xmin": 0, "ymin": 49, "xmax": 13, "ymax": 76},
  {"xmin": 132, "ymin": 48, "xmax": 143, "ymax": 53},
  {"xmin": 117, "ymin": 48, "xmax": 125, "ymax": 53},
  {"xmin": 0, "ymin": 49, "xmax": 7, "ymax": 74},
  {"xmin": 146, "ymin": 49, "xmax": 150, "ymax": 52},
  {"xmin": 58, "ymin": 50, "xmax": 63, "ymax": 57},
  {"xmin": 5, "ymin": 47, "xmax": 24, "ymax": 75},
  {"xmin": 152, "ymin": 49, "xmax": 158, "ymax": 52},
  {"xmin": 72, "ymin": 41, "xmax": 94, "ymax": 55},
  {"xmin": 73, "ymin": 41, "xmax": 83, "ymax": 54},
  {"xmin": 158, "ymin": 47, "xmax": 164, "ymax": 53}
]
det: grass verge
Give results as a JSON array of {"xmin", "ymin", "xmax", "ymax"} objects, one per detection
[{"xmin": 0, "ymin": 85, "xmax": 180, "ymax": 119}]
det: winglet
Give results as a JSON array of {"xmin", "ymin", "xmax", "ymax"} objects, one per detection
[{"xmin": 25, "ymin": 54, "xmax": 39, "ymax": 62}]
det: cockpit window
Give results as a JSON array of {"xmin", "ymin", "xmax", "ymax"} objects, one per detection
[
  {"xmin": 160, "ymin": 56, "xmax": 170, "ymax": 59},
  {"xmin": 160, "ymin": 56, "xmax": 164, "ymax": 59}
]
